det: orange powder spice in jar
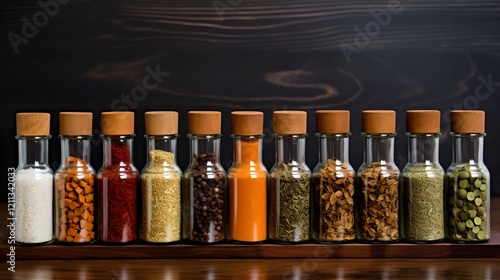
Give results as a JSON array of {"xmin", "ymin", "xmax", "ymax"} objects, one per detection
[{"xmin": 228, "ymin": 112, "xmax": 268, "ymax": 243}]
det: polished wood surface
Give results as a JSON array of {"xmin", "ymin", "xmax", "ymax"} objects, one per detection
[
  {"xmin": 1, "ymin": 197, "xmax": 499, "ymax": 278},
  {"xmin": 2, "ymin": 258, "xmax": 500, "ymax": 279}
]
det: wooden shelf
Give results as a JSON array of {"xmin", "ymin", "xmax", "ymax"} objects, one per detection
[{"xmin": 3, "ymin": 231, "xmax": 499, "ymax": 260}]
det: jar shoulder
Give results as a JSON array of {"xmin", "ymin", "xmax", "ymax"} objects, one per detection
[
  {"xmin": 16, "ymin": 165, "xmax": 54, "ymax": 175},
  {"xmin": 401, "ymin": 163, "xmax": 445, "ymax": 177},
  {"xmin": 312, "ymin": 159, "xmax": 355, "ymax": 176}
]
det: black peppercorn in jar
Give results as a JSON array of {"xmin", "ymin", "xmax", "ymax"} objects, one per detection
[{"xmin": 183, "ymin": 111, "xmax": 227, "ymax": 244}]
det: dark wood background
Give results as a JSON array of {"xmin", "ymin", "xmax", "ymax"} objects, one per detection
[{"xmin": 1, "ymin": 0, "xmax": 499, "ymax": 202}]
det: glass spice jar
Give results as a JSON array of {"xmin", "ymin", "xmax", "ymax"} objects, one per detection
[
  {"xmin": 183, "ymin": 111, "xmax": 227, "ymax": 244},
  {"xmin": 356, "ymin": 110, "xmax": 400, "ymax": 243},
  {"xmin": 269, "ymin": 110, "xmax": 311, "ymax": 243},
  {"xmin": 227, "ymin": 111, "xmax": 268, "ymax": 243},
  {"xmin": 401, "ymin": 110, "xmax": 445, "ymax": 243},
  {"xmin": 15, "ymin": 113, "xmax": 54, "ymax": 245},
  {"xmin": 446, "ymin": 110, "xmax": 489, "ymax": 243},
  {"xmin": 55, "ymin": 112, "xmax": 96, "ymax": 245},
  {"xmin": 312, "ymin": 110, "xmax": 355, "ymax": 243},
  {"xmin": 140, "ymin": 111, "xmax": 182, "ymax": 243},
  {"xmin": 97, "ymin": 111, "xmax": 139, "ymax": 244}
]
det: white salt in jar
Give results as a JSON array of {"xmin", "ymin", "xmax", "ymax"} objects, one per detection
[{"xmin": 15, "ymin": 113, "xmax": 54, "ymax": 245}]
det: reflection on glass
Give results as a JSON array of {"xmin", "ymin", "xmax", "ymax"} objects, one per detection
[{"xmin": 14, "ymin": 267, "xmax": 53, "ymax": 280}]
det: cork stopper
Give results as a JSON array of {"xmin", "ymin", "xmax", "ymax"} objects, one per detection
[
  {"xmin": 16, "ymin": 113, "xmax": 50, "ymax": 136},
  {"xmin": 188, "ymin": 111, "xmax": 221, "ymax": 135},
  {"xmin": 406, "ymin": 110, "xmax": 440, "ymax": 133},
  {"xmin": 59, "ymin": 112, "xmax": 93, "ymax": 136},
  {"xmin": 450, "ymin": 110, "xmax": 485, "ymax": 133},
  {"xmin": 144, "ymin": 111, "xmax": 178, "ymax": 135},
  {"xmin": 101, "ymin": 111, "xmax": 135, "ymax": 135},
  {"xmin": 231, "ymin": 111, "xmax": 264, "ymax": 136},
  {"xmin": 362, "ymin": 110, "xmax": 396, "ymax": 134},
  {"xmin": 273, "ymin": 110, "xmax": 307, "ymax": 134},
  {"xmin": 316, "ymin": 110, "xmax": 350, "ymax": 134}
]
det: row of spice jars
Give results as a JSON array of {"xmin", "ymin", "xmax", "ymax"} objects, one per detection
[{"xmin": 13, "ymin": 109, "xmax": 489, "ymax": 245}]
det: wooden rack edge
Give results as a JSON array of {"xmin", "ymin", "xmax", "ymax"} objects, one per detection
[{"xmin": 3, "ymin": 231, "xmax": 499, "ymax": 260}]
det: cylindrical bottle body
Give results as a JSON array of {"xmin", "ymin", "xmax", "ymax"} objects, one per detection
[
  {"xmin": 269, "ymin": 135, "xmax": 311, "ymax": 243},
  {"xmin": 97, "ymin": 136, "xmax": 139, "ymax": 243},
  {"xmin": 55, "ymin": 136, "xmax": 96, "ymax": 244},
  {"xmin": 312, "ymin": 134, "xmax": 355, "ymax": 243},
  {"xmin": 356, "ymin": 134, "xmax": 400, "ymax": 243},
  {"xmin": 141, "ymin": 135, "xmax": 182, "ymax": 243},
  {"xmin": 15, "ymin": 136, "xmax": 54, "ymax": 245},
  {"xmin": 446, "ymin": 134, "xmax": 490, "ymax": 242},
  {"xmin": 183, "ymin": 135, "xmax": 226, "ymax": 244},
  {"xmin": 401, "ymin": 134, "xmax": 445, "ymax": 243},
  {"xmin": 227, "ymin": 136, "xmax": 268, "ymax": 243}
]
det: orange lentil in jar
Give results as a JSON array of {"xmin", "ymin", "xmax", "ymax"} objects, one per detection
[
  {"xmin": 55, "ymin": 112, "xmax": 96, "ymax": 244},
  {"xmin": 55, "ymin": 156, "xmax": 95, "ymax": 243}
]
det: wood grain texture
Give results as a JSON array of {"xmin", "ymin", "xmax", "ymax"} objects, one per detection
[{"xmin": 1, "ymin": 0, "xmax": 500, "ymax": 51}]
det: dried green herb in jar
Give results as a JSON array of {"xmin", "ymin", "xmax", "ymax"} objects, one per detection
[
  {"xmin": 141, "ymin": 150, "xmax": 182, "ymax": 243},
  {"xmin": 447, "ymin": 164, "xmax": 489, "ymax": 242},
  {"xmin": 313, "ymin": 159, "xmax": 355, "ymax": 242},
  {"xmin": 402, "ymin": 165, "xmax": 444, "ymax": 242},
  {"xmin": 269, "ymin": 163, "xmax": 310, "ymax": 242}
]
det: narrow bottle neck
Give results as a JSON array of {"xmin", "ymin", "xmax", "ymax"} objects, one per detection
[
  {"xmin": 17, "ymin": 136, "xmax": 51, "ymax": 167},
  {"xmin": 102, "ymin": 135, "xmax": 135, "ymax": 166},
  {"xmin": 363, "ymin": 134, "xmax": 395, "ymax": 164},
  {"xmin": 188, "ymin": 134, "xmax": 222, "ymax": 164},
  {"xmin": 407, "ymin": 134, "xmax": 440, "ymax": 165},
  {"xmin": 275, "ymin": 134, "xmax": 307, "ymax": 164},
  {"xmin": 145, "ymin": 135, "xmax": 178, "ymax": 164},
  {"xmin": 451, "ymin": 133, "xmax": 485, "ymax": 164},
  {"xmin": 317, "ymin": 134, "xmax": 350, "ymax": 163},
  {"xmin": 60, "ymin": 136, "xmax": 92, "ymax": 164},
  {"xmin": 233, "ymin": 136, "xmax": 263, "ymax": 165}
]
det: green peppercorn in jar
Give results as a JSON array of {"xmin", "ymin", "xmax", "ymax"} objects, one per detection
[{"xmin": 446, "ymin": 110, "xmax": 489, "ymax": 243}]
